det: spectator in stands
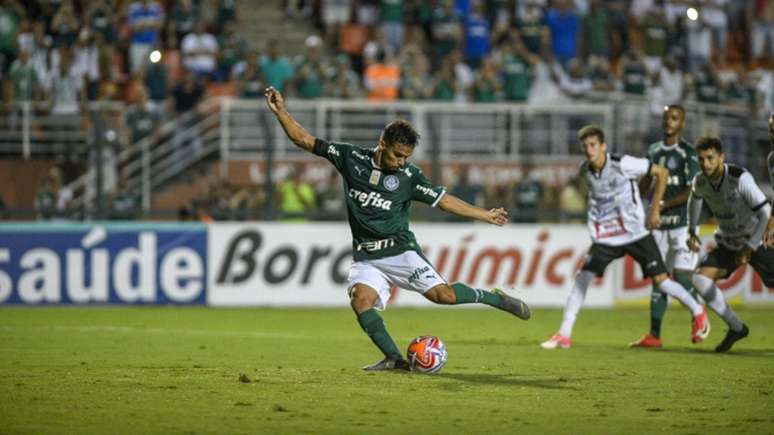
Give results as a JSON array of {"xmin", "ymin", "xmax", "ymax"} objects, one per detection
[
  {"xmin": 511, "ymin": 163, "xmax": 543, "ymax": 223},
  {"xmin": 229, "ymin": 183, "xmax": 266, "ymax": 220},
  {"xmin": 127, "ymin": 0, "xmax": 165, "ymax": 73},
  {"xmin": 544, "ymin": 0, "xmax": 580, "ymax": 69},
  {"xmin": 693, "ymin": 62, "xmax": 721, "ymax": 104},
  {"xmin": 364, "ymin": 49, "xmax": 400, "ymax": 101},
  {"xmin": 618, "ymin": 48, "xmax": 649, "ymax": 96},
  {"xmin": 321, "ymin": 0, "xmax": 352, "ymax": 46},
  {"xmin": 29, "ymin": 20, "xmax": 52, "ymax": 85},
  {"xmin": 640, "ymin": 6, "xmax": 669, "ymax": 78},
  {"xmin": 701, "ymin": 0, "xmax": 729, "ymax": 64},
  {"xmin": 748, "ymin": 0, "xmax": 774, "ymax": 66},
  {"xmin": 126, "ymin": 87, "xmax": 160, "ymax": 146},
  {"xmin": 381, "ymin": 0, "xmax": 405, "ymax": 56},
  {"xmin": 430, "ymin": 0, "xmax": 463, "ymax": 70},
  {"xmin": 8, "ymin": 49, "xmax": 40, "ymax": 103},
  {"xmin": 293, "ymin": 35, "xmax": 327, "ymax": 99},
  {"xmin": 278, "ymin": 164, "xmax": 316, "ymax": 221},
  {"xmin": 0, "ymin": 0, "xmax": 24, "ymax": 74},
  {"xmin": 462, "ymin": 0, "xmax": 491, "ymax": 69},
  {"xmin": 555, "ymin": 58, "xmax": 592, "ymax": 99},
  {"xmin": 651, "ymin": 55, "xmax": 684, "ymax": 108},
  {"xmin": 182, "ymin": 20, "xmax": 219, "ymax": 80},
  {"xmin": 449, "ymin": 48, "xmax": 474, "ymax": 102},
  {"xmin": 432, "ymin": 55, "xmax": 456, "ymax": 101},
  {"xmin": 215, "ymin": 0, "xmax": 238, "ymax": 34},
  {"xmin": 527, "ymin": 54, "xmax": 564, "ymax": 104},
  {"xmin": 724, "ymin": 69, "xmax": 761, "ymax": 113},
  {"xmin": 260, "ymin": 39, "xmax": 294, "ymax": 93},
  {"xmin": 44, "ymin": 47, "xmax": 85, "ymax": 116},
  {"xmin": 172, "ymin": 69, "xmax": 203, "ymax": 115},
  {"xmin": 217, "ymin": 21, "xmax": 246, "ymax": 83},
  {"xmin": 604, "ymin": 0, "xmax": 630, "ymax": 58},
  {"xmin": 85, "ymin": 0, "xmax": 117, "ymax": 43},
  {"xmin": 323, "ymin": 53, "xmax": 362, "ymax": 98},
  {"xmin": 233, "ymin": 50, "xmax": 265, "ymax": 98},
  {"xmin": 50, "ymin": 0, "xmax": 79, "ymax": 48},
  {"xmin": 513, "ymin": 0, "xmax": 548, "ymax": 56},
  {"xmin": 400, "ymin": 51, "xmax": 433, "ymax": 100},
  {"xmin": 35, "ymin": 165, "xmax": 72, "ymax": 220},
  {"xmin": 472, "ymin": 55, "xmax": 501, "ymax": 102},
  {"xmin": 337, "ymin": 12, "xmax": 370, "ymax": 75},
  {"xmin": 171, "ymin": 0, "xmax": 199, "ymax": 44},
  {"xmin": 684, "ymin": 5, "xmax": 712, "ymax": 73},
  {"xmin": 315, "ymin": 173, "xmax": 345, "ymax": 220},
  {"xmin": 144, "ymin": 52, "xmax": 168, "ymax": 113},
  {"xmin": 589, "ymin": 55, "xmax": 614, "ymax": 92},
  {"xmin": 582, "ymin": 0, "xmax": 609, "ymax": 59},
  {"xmin": 501, "ymin": 34, "xmax": 538, "ymax": 102},
  {"xmin": 72, "ymin": 29, "xmax": 100, "ymax": 100},
  {"xmin": 34, "ymin": 172, "xmax": 57, "ymax": 219},
  {"xmin": 558, "ymin": 175, "xmax": 586, "ymax": 222},
  {"xmin": 449, "ymin": 164, "xmax": 484, "ymax": 222},
  {"xmin": 108, "ymin": 172, "xmax": 141, "ymax": 219}
]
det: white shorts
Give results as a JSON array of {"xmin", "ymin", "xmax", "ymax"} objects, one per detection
[
  {"xmin": 347, "ymin": 251, "xmax": 446, "ymax": 310},
  {"xmin": 652, "ymin": 227, "xmax": 698, "ymax": 272}
]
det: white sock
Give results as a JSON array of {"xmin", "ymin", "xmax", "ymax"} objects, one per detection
[
  {"xmin": 559, "ymin": 270, "xmax": 595, "ymax": 338},
  {"xmin": 692, "ymin": 274, "xmax": 744, "ymax": 331},
  {"xmin": 657, "ymin": 278, "xmax": 703, "ymax": 316}
]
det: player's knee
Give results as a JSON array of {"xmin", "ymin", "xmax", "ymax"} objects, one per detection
[
  {"xmin": 349, "ymin": 285, "xmax": 377, "ymax": 312},
  {"xmin": 425, "ymin": 285, "xmax": 456, "ymax": 305},
  {"xmin": 652, "ymin": 273, "xmax": 668, "ymax": 286}
]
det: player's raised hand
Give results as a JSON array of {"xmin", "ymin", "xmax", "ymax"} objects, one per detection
[
  {"xmin": 265, "ymin": 86, "xmax": 285, "ymax": 114},
  {"xmin": 486, "ymin": 207, "xmax": 509, "ymax": 226},
  {"xmin": 763, "ymin": 216, "xmax": 774, "ymax": 249},
  {"xmin": 687, "ymin": 233, "xmax": 701, "ymax": 252}
]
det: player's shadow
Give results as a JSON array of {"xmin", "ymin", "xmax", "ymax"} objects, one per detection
[
  {"xmin": 655, "ymin": 347, "xmax": 774, "ymax": 358},
  {"xmin": 436, "ymin": 373, "xmax": 581, "ymax": 390}
]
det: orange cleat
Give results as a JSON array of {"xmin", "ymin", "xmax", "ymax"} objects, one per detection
[
  {"xmin": 540, "ymin": 333, "xmax": 572, "ymax": 349},
  {"xmin": 691, "ymin": 308, "xmax": 710, "ymax": 343},
  {"xmin": 629, "ymin": 333, "xmax": 663, "ymax": 348}
]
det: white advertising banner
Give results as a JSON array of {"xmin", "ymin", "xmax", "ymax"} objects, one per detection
[{"xmin": 207, "ymin": 223, "xmax": 614, "ymax": 308}]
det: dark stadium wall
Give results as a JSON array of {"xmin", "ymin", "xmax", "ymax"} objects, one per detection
[{"xmin": 0, "ymin": 159, "xmax": 59, "ymax": 207}]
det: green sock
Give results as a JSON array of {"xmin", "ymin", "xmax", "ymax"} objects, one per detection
[
  {"xmin": 356, "ymin": 309, "xmax": 402, "ymax": 359},
  {"xmin": 451, "ymin": 282, "xmax": 503, "ymax": 308},
  {"xmin": 650, "ymin": 287, "xmax": 668, "ymax": 339}
]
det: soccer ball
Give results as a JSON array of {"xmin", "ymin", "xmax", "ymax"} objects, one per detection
[{"xmin": 406, "ymin": 335, "xmax": 448, "ymax": 374}]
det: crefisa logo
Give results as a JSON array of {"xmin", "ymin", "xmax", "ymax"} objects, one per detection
[{"xmin": 0, "ymin": 226, "xmax": 207, "ymax": 305}]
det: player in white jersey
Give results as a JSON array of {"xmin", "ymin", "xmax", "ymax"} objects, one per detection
[
  {"xmin": 687, "ymin": 137, "xmax": 773, "ymax": 352},
  {"xmin": 764, "ymin": 113, "xmax": 774, "ymax": 248},
  {"xmin": 541, "ymin": 125, "xmax": 709, "ymax": 349}
]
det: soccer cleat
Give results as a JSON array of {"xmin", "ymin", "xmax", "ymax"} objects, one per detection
[
  {"xmin": 715, "ymin": 324, "xmax": 749, "ymax": 353},
  {"xmin": 691, "ymin": 308, "xmax": 710, "ymax": 344},
  {"xmin": 492, "ymin": 288, "xmax": 531, "ymax": 320},
  {"xmin": 362, "ymin": 356, "xmax": 411, "ymax": 371},
  {"xmin": 540, "ymin": 333, "xmax": 571, "ymax": 349},
  {"xmin": 629, "ymin": 333, "xmax": 663, "ymax": 348}
]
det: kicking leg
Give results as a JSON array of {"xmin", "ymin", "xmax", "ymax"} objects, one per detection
[
  {"xmin": 652, "ymin": 273, "xmax": 709, "ymax": 343},
  {"xmin": 423, "ymin": 283, "xmax": 530, "ymax": 320},
  {"xmin": 692, "ymin": 268, "xmax": 748, "ymax": 352}
]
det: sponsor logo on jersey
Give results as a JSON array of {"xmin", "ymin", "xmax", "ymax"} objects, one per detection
[
  {"xmin": 356, "ymin": 238, "xmax": 395, "ymax": 252},
  {"xmin": 415, "ymin": 185, "xmax": 438, "ymax": 198},
  {"xmin": 353, "ymin": 165, "xmax": 366, "ymax": 177},
  {"xmin": 348, "ymin": 188, "xmax": 393, "ymax": 210},
  {"xmin": 352, "ymin": 150, "xmax": 368, "ymax": 160},
  {"xmin": 369, "ymin": 169, "xmax": 381, "ymax": 186},
  {"xmin": 408, "ymin": 266, "xmax": 431, "ymax": 284},
  {"xmin": 384, "ymin": 175, "xmax": 399, "ymax": 191},
  {"xmin": 327, "ymin": 145, "xmax": 340, "ymax": 157}
]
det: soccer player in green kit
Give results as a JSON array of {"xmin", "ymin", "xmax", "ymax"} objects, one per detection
[
  {"xmin": 264, "ymin": 86, "xmax": 531, "ymax": 371},
  {"xmin": 630, "ymin": 105, "xmax": 703, "ymax": 348},
  {"xmin": 764, "ymin": 113, "xmax": 774, "ymax": 248}
]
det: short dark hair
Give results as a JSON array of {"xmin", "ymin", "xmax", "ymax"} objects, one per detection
[
  {"xmin": 578, "ymin": 124, "xmax": 605, "ymax": 143},
  {"xmin": 695, "ymin": 136, "xmax": 723, "ymax": 153},
  {"xmin": 382, "ymin": 119, "xmax": 419, "ymax": 148},
  {"xmin": 665, "ymin": 104, "xmax": 685, "ymax": 117}
]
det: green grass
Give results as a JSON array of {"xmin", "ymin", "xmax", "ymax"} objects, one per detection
[{"xmin": 1, "ymin": 306, "xmax": 773, "ymax": 435}]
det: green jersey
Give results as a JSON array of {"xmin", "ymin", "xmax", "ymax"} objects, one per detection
[
  {"xmin": 646, "ymin": 139, "xmax": 699, "ymax": 229},
  {"xmin": 313, "ymin": 138, "xmax": 446, "ymax": 261}
]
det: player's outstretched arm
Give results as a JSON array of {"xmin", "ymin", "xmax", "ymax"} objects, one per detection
[
  {"xmin": 646, "ymin": 164, "xmax": 668, "ymax": 229},
  {"xmin": 264, "ymin": 86, "xmax": 315, "ymax": 152},
  {"xmin": 438, "ymin": 193, "xmax": 508, "ymax": 226}
]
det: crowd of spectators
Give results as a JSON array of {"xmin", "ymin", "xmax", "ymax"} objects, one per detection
[{"xmin": 277, "ymin": 0, "xmax": 772, "ymax": 114}]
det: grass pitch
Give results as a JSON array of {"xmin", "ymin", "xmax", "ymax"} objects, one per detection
[{"xmin": 1, "ymin": 306, "xmax": 773, "ymax": 435}]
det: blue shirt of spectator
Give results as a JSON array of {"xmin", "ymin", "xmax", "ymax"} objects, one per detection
[
  {"xmin": 464, "ymin": 13, "xmax": 490, "ymax": 67},
  {"xmin": 544, "ymin": 8, "xmax": 579, "ymax": 63},
  {"xmin": 455, "ymin": 0, "xmax": 470, "ymax": 17},
  {"xmin": 128, "ymin": 1, "xmax": 164, "ymax": 45}
]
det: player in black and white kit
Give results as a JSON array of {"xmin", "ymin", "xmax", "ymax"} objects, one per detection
[
  {"xmin": 687, "ymin": 137, "xmax": 773, "ymax": 352},
  {"xmin": 763, "ymin": 113, "xmax": 774, "ymax": 248},
  {"xmin": 541, "ymin": 125, "xmax": 709, "ymax": 349}
]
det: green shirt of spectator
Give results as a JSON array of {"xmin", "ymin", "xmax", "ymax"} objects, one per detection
[
  {"xmin": 381, "ymin": 0, "xmax": 404, "ymax": 23},
  {"xmin": 642, "ymin": 14, "xmax": 668, "ymax": 58},
  {"xmin": 473, "ymin": 76, "xmax": 498, "ymax": 102},
  {"xmin": 502, "ymin": 53, "xmax": 530, "ymax": 102},
  {"xmin": 9, "ymin": 56, "xmax": 38, "ymax": 101},
  {"xmin": 127, "ymin": 107, "xmax": 159, "ymax": 144},
  {"xmin": 695, "ymin": 70, "xmax": 720, "ymax": 104},
  {"xmin": 218, "ymin": 32, "xmax": 247, "ymax": 77},
  {"xmin": 278, "ymin": 177, "xmax": 316, "ymax": 221},
  {"xmin": 622, "ymin": 61, "xmax": 647, "ymax": 95},
  {"xmin": 294, "ymin": 56, "xmax": 325, "ymax": 99},
  {"xmin": 0, "ymin": 6, "xmax": 20, "ymax": 54},
  {"xmin": 583, "ymin": 6, "xmax": 608, "ymax": 57},
  {"xmin": 260, "ymin": 50, "xmax": 294, "ymax": 93},
  {"xmin": 433, "ymin": 78, "xmax": 455, "ymax": 101}
]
